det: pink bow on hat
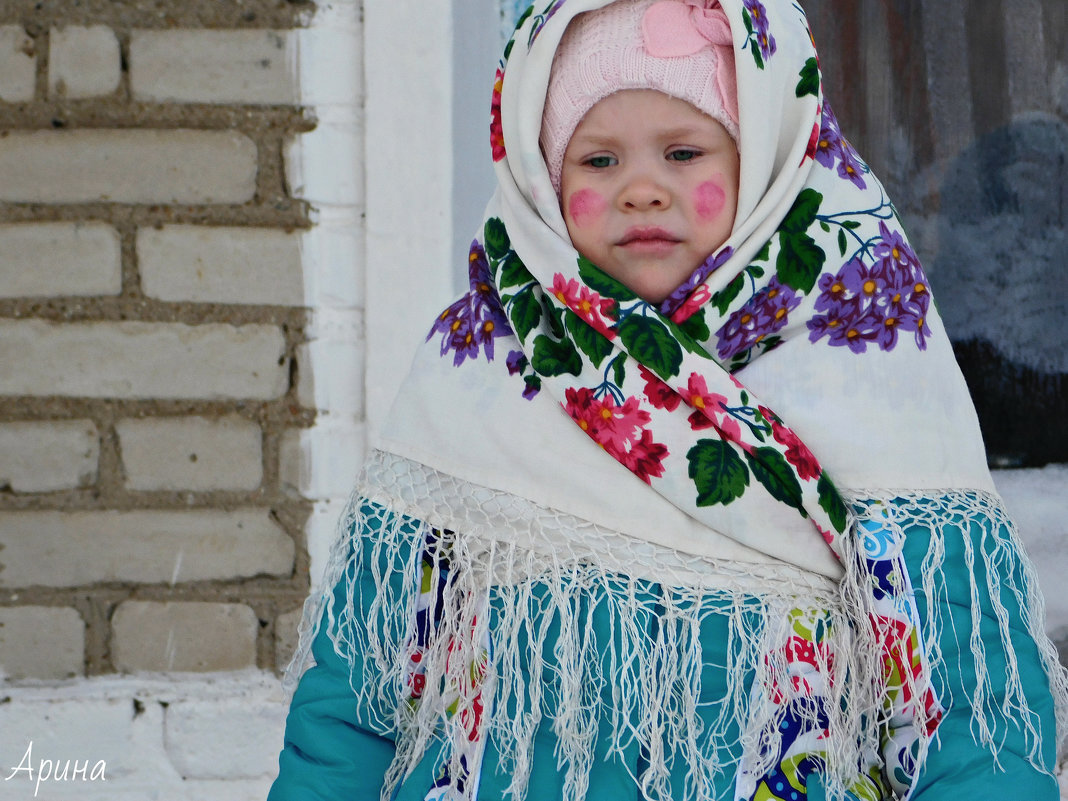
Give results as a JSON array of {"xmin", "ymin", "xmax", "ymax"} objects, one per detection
[{"xmin": 641, "ymin": 0, "xmax": 738, "ymax": 123}]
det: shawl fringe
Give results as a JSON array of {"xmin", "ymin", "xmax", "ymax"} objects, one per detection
[{"xmin": 283, "ymin": 452, "xmax": 1068, "ymax": 801}]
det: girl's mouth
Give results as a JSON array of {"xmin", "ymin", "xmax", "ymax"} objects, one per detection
[{"xmin": 617, "ymin": 227, "xmax": 681, "ymax": 252}]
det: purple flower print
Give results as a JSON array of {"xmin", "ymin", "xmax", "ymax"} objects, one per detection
[
  {"xmin": 659, "ymin": 246, "xmax": 734, "ymax": 319},
  {"xmin": 428, "ymin": 241, "xmax": 513, "ymax": 366},
  {"xmin": 814, "ymin": 104, "xmax": 868, "ymax": 189},
  {"xmin": 528, "ymin": 0, "xmax": 567, "ymax": 45},
  {"xmin": 807, "ymin": 224, "xmax": 932, "ymax": 353},
  {"xmin": 506, "ymin": 349, "xmax": 526, "ymax": 376},
  {"xmin": 716, "ymin": 277, "xmax": 801, "ymax": 359},
  {"xmin": 743, "ymin": 0, "xmax": 777, "ymax": 64}
]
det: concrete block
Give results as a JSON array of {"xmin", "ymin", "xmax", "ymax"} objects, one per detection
[
  {"xmin": 0, "ymin": 130, "xmax": 257, "ymax": 204},
  {"xmin": 0, "ymin": 26, "xmax": 35, "ymax": 102},
  {"xmin": 138, "ymin": 225, "xmax": 304, "ymax": 306},
  {"xmin": 49, "ymin": 25, "xmax": 121, "ymax": 98},
  {"xmin": 0, "ymin": 319, "xmax": 288, "ymax": 400},
  {"xmin": 0, "ymin": 222, "xmax": 121, "ymax": 298},
  {"xmin": 111, "ymin": 602, "xmax": 258, "ymax": 672},
  {"xmin": 0, "ymin": 509, "xmax": 294, "ymax": 588},
  {"xmin": 130, "ymin": 29, "xmax": 297, "ymax": 105},
  {"xmin": 0, "ymin": 419, "xmax": 98, "ymax": 492},
  {"xmin": 273, "ymin": 606, "xmax": 304, "ymax": 672},
  {"xmin": 117, "ymin": 415, "xmax": 262, "ymax": 491},
  {"xmin": 0, "ymin": 606, "xmax": 84, "ymax": 680},
  {"xmin": 164, "ymin": 693, "xmax": 287, "ymax": 778}
]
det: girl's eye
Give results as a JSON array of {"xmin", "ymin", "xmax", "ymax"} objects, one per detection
[
  {"xmin": 586, "ymin": 155, "xmax": 617, "ymax": 168},
  {"xmin": 668, "ymin": 149, "xmax": 699, "ymax": 162}
]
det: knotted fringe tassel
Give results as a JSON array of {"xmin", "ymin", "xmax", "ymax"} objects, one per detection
[
  {"xmin": 839, "ymin": 490, "xmax": 1068, "ymax": 799},
  {"xmin": 286, "ymin": 451, "xmax": 895, "ymax": 801},
  {"xmin": 284, "ymin": 453, "xmax": 1067, "ymax": 801}
]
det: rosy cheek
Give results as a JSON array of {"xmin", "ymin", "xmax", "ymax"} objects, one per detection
[
  {"xmin": 693, "ymin": 181, "xmax": 727, "ymax": 220},
  {"xmin": 566, "ymin": 188, "xmax": 606, "ymax": 227}
]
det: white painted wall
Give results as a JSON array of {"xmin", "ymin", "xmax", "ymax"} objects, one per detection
[{"xmin": 287, "ymin": 0, "xmax": 368, "ymax": 583}]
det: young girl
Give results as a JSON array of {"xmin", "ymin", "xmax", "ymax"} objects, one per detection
[{"xmin": 269, "ymin": 1, "xmax": 1068, "ymax": 799}]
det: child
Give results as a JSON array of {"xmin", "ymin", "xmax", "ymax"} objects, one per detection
[{"xmin": 270, "ymin": 1, "xmax": 1067, "ymax": 799}]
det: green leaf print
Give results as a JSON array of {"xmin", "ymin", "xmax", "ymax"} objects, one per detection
[
  {"xmin": 745, "ymin": 447, "xmax": 805, "ymax": 514},
  {"xmin": 776, "ymin": 231, "xmax": 825, "ymax": 294},
  {"xmin": 711, "ymin": 273, "xmax": 745, "ymax": 316},
  {"xmin": 577, "ymin": 257, "xmax": 638, "ymax": 302},
  {"xmin": 688, "ymin": 439, "xmax": 749, "ymax": 507},
  {"xmin": 541, "ymin": 294, "xmax": 567, "ymax": 338},
  {"xmin": 498, "ymin": 252, "xmax": 533, "ymax": 289},
  {"xmin": 565, "ymin": 312, "xmax": 614, "ymax": 368},
  {"xmin": 511, "ymin": 288, "xmax": 542, "ymax": 342},
  {"xmin": 675, "ymin": 311, "xmax": 711, "ymax": 347},
  {"xmin": 484, "ymin": 217, "xmax": 511, "ymax": 263},
  {"xmin": 617, "ymin": 315, "xmax": 683, "ymax": 379},
  {"xmin": 796, "ymin": 57, "xmax": 820, "ymax": 98},
  {"xmin": 818, "ymin": 472, "xmax": 848, "ymax": 534},
  {"xmin": 781, "ymin": 188, "xmax": 823, "ymax": 234},
  {"xmin": 531, "ymin": 334, "xmax": 582, "ymax": 377}
]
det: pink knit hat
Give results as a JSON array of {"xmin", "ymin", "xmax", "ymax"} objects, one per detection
[{"xmin": 541, "ymin": 0, "xmax": 739, "ymax": 193}]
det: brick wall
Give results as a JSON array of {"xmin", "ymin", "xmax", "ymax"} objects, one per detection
[{"xmin": 0, "ymin": 1, "xmax": 324, "ymax": 682}]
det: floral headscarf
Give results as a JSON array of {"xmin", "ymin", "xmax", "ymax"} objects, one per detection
[{"xmin": 304, "ymin": 2, "xmax": 1067, "ymax": 800}]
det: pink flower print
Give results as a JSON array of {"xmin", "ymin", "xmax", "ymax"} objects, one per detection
[
  {"xmin": 490, "ymin": 67, "xmax": 506, "ymax": 162},
  {"xmin": 639, "ymin": 364, "xmax": 681, "ymax": 411},
  {"xmin": 760, "ymin": 404, "xmax": 821, "ymax": 480},
  {"xmin": 804, "ymin": 114, "xmax": 821, "ymax": 162},
  {"xmin": 669, "ymin": 283, "xmax": 712, "ymax": 325},
  {"xmin": 551, "ymin": 274, "xmax": 617, "ymax": 338},
  {"xmin": 679, "ymin": 372, "xmax": 742, "ymax": 442},
  {"xmin": 563, "ymin": 387, "xmax": 668, "ymax": 483},
  {"xmin": 620, "ymin": 428, "xmax": 670, "ymax": 484}
]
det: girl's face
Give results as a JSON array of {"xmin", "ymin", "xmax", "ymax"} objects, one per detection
[{"xmin": 559, "ymin": 89, "xmax": 739, "ymax": 304}]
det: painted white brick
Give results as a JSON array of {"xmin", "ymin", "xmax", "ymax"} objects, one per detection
[
  {"xmin": 0, "ymin": 672, "xmax": 283, "ymax": 799},
  {"xmin": 285, "ymin": 104, "xmax": 363, "ymax": 205},
  {"xmin": 282, "ymin": 421, "xmax": 364, "ymax": 500},
  {"xmin": 0, "ymin": 222, "xmax": 122, "ymax": 298},
  {"xmin": 0, "ymin": 691, "xmax": 182, "ymax": 796},
  {"xmin": 297, "ymin": 309, "xmax": 365, "ymax": 414},
  {"xmin": 49, "ymin": 25, "xmax": 121, "ymax": 98},
  {"xmin": 0, "ymin": 319, "xmax": 288, "ymax": 400},
  {"xmin": 124, "ymin": 419, "xmax": 252, "ymax": 491},
  {"xmin": 130, "ymin": 29, "xmax": 298, "ymax": 105},
  {"xmin": 111, "ymin": 602, "xmax": 258, "ymax": 672},
  {"xmin": 0, "ymin": 419, "xmax": 98, "ymax": 492},
  {"xmin": 299, "ymin": 206, "xmax": 364, "ymax": 308},
  {"xmin": 0, "ymin": 130, "xmax": 257, "ymax": 204},
  {"xmin": 138, "ymin": 225, "xmax": 304, "ymax": 306},
  {"xmin": 117, "ymin": 415, "xmax": 262, "ymax": 492},
  {"xmin": 0, "ymin": 26, "xmax": 35, "ymax": 102},
  {"xmin": 0, "ymin": 509, "xmax": 294, "ymax": 588},
  {"xmin": 165, "ymin": 693, "xmax": 286, "ymax": 779},
  {"xmin": 0, "ymin": 606, "xmax": 84, "ymax": 680},
  {"xmin": 294, "ymin": 20, "xmax": 363, "ymax": 106}
]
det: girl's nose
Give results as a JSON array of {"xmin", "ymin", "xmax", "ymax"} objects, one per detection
[{"xmin": 619, "ymin": 171, "xmax": 670, "ymax": 211}]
